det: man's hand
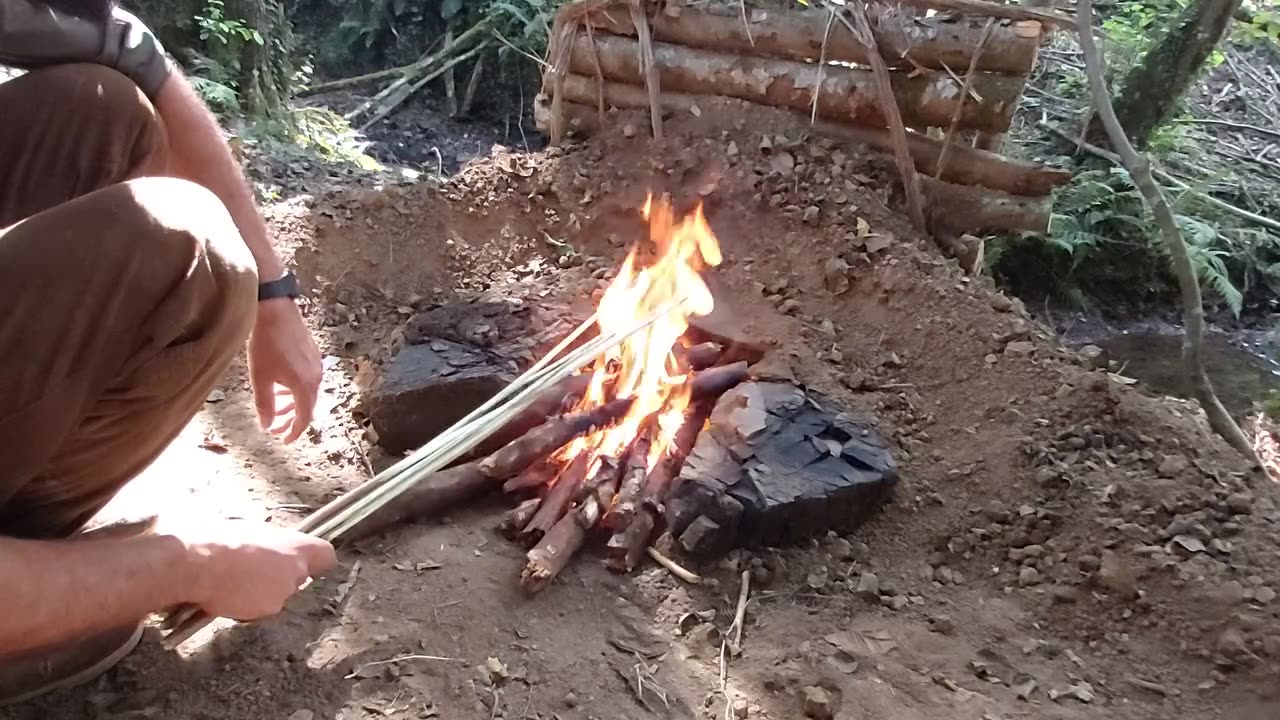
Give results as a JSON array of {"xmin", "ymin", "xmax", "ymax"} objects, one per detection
[
  {"xmin": 249, "ymin": 298, "xmax": 323, "ymax": 444},
  {"xmin": 180, "ymin": 522, "xmax": 337, "ymax": 621}
]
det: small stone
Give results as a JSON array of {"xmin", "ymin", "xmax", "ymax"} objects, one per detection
[
  {"xmin": 827, "ymin": 537, "xmax": 855, "ymax": 561},
  {"xmin": 1018, "ymin": 567, "xmax": 1041, "ymax": 586},
  {"xmin": 989, "ymin": 293, "xmax": 1014, "ymax": 312},
  {"xmin": 288, "ymin": 712, "xmax": 314, "ymax": 720},
  {"xmin": 726, "ymin": 141, "xmax": 740, "ymax": 157},
  {"xmin": 564, "ymin": 691, "xmax": 579, "ymax": 708},
  {"xmin": 1256, "ymin": 587, "xmax": 1276, "ymax": 604},
  {"xmin": 1158, "ymin": 454, "xmax": 1190, "ymax": 478},
  {"xmin": 1226, "ymin": 492, "xmax": 1254, "ymax": 514},
  {"xmin": 823, "ymin": 258, "xmax": 851, "ymax": 294},
  {"xmin": 1096, "ymin": 550, "xmax": 1138, "ymax": 598},
  {"xmin": 205, "ymin": 389, "xmax": 226, "ymax": 403},
  {"xmin": 935, "ymin": 566, "xmax": 955, "ymax": 585},
  {"xmin": 855, "ymin": 572, "xmax": 880, "ymax": 601},
  {"xmin": 1263, "ymin": 636, "xmax": 1280, "ymax": 657},
  {"xmin": 622, "ymin": 124, "xmax": 637, "ymax": 138},
  {"xmin": 885, "ymin": 595, "xmax": 910, "ymax": 611},
  {"xmin": 1035, "ymin": 467, "xmax": 1060, "ymax": 486},
  {"xmin": 1078, "ymin": 344, "xmax": 1108, "ymax": 369},
  {"xmin": 1217, "ymin": 627, "xmax": 1250, "ymax": 660},
  {"xmin": 802, "ymin": 686, "xmax": 837, "ymax": 720},
  {"xmin": 802, "ymin": 206, "xmax": 821, "ymax": 225},
  {"xmin": 1077, "ymin": 555, "xmax": 1101, "ymax": 572},
  {"xmin": 1215, "ymin": 580, "xmax": 1246, "ymax": 605},
  {"xmin": 1172, "ymin": 535, "xmax": 1207, "ymax": 555},
  {"xmin": 779, "ymin": 298, "xmax": 802, "ymax": 315},
  {"xmin": 732, "ymin": 698, "xmax": 750, "ymax": 719},
  {"xmin": 1049, "ymin": 585, "xmax": 1080, "ymax": 604},
  {"xmin": 1004, "ymin": 340, "xmax": 1035, "ymax": 356}
]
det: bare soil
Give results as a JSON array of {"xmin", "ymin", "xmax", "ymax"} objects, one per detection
[{"xmin": 6, "ymin": 101, "xmax": 1280, "ymax": 720}]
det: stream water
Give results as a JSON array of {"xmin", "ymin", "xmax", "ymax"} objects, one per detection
[{"xmin": 1059, "ymin": 319, "xmax": 1280, "ymax": 420}]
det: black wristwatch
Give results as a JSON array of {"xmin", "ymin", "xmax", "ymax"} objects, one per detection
[{"xmin": 258, "ymin": 270, "xmax": 300, "ymax": 301}]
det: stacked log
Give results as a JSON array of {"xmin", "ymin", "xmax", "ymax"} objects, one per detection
[{"xmin": 539, "ymin": 0, "xmax": 1071, "ymax": 235}]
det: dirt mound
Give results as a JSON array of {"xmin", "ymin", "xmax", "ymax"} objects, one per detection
[{"xmin": 12, "ymin": 103, "xmax": 1279, "ymax": 720}]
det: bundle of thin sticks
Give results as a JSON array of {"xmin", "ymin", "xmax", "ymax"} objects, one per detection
[{"xmin": 158, "ymin": 297, "xmax": 692, "ymax": 649}]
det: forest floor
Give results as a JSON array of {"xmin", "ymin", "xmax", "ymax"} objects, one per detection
[{"xmin": 4, "ymin": 99, "xmax": 1280, "ymax": 720}]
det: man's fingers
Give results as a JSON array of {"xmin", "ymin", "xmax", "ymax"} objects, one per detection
[
  {"xmin": 251, "ymin": 368, "xmax": 276, "ymax": 429},
  {"xmin": 284, "ymin": 380, "xmax": 319, "ymax": 444},
  {"xmin": 300, "ymin": 538, "xmax": 338, "ymax": 575}
]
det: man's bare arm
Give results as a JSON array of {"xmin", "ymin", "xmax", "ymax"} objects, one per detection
[
  {"xmin": 0, "ymin": 535, "xmax": 194, "ymax": 653},
  {"xmin": 152, "ymin": 72, "xmax": 284, "ymax": 280},
  {"xmin": 0, "ymin": 524, "xmax": 336, "ymax": 654}
]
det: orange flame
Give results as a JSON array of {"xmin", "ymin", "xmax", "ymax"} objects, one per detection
[{"xmin": 558, "ymin": 193, "xmax": 722, "ymax": 479}]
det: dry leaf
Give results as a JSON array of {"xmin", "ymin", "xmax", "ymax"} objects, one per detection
[
  {"xmin": 856, "ymin": 216, "xmax": 871, "ymax": 237},
  {"xmin": 824, "ymin": 629, "xmax": 899, "ymax": 658},
  {"xmin": 864, "ymin": 233, "xmax": 892, "ymax": 254},
  {"xmin": 690, "ymin": 104, "xmax": 702, "ymax": 117},
  {"xmin": 200, "ymin": 430, "xmax": 228, "ymax": 453}
]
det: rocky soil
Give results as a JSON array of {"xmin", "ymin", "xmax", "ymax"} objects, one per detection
[{"xmin": 5, "ymin": 99, "xmax": 1279, "ymax": 720}]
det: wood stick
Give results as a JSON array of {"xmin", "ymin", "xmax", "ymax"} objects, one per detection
[
  {"xmin": 522, "ymin": 453, "xmax": 591, "ymax": 540},
  {"xmin": 342, "ymin": 19, "xmax": 492, "ymax": 116},
  {"xmin": 871, "ymin": 0, "xmax": 1077, "ymax": 30},
  {"xmin": 844, "ymin": 2, "xmax": 927, "ymax": 233},
  {"xmin": 566, "ymin": 33, "xmax": 1023, "ymax": 133},
  {"xmin": 1075, "ymin": 0, "xmax": 1256, "ymax": 460},
  {"xmin": 522, "ymin": 512, "xmax": 589, "ymax": 593},
  {"xmin": 608, "ymin": 421, "xmax": 654, "ymax": 528},
  {"xmin": 503, "ymin": 461, "xmax": 557, "ymax": 493},
  {"xmin": 628, "ymin": 0, "xmax": 663, "ymax": 140},
  {"xmin": 920, "ymin": 175, "xmax": 1052, "ymax": 233},
  {"xmin": 359, "ymin": 42, "xmax": 491, "ymax": 130},
  {"xmin": 482, "ymin": 398, "xmax": 632, "ymax": 478},
  {"xmin": 682, "ymin": 341, "xmax": 724, "ymax": 370},
  {"xmin": 460, "ymin": 50, "xmax": 486, "ymax": 116},
  {"xmin": 544, "ymin": 82, "xmax": 1071, "ymax": 196},
  {"xmin": 584, "ymin": 3, "xmax": 1042, "ymax": 74},
  {"xmin": 499, "ymin": 498, "xmax": 543, "ymax": 539},
  {"xmin": 444, "ymin": 24, "xmax": 458, "ymax": 117}
]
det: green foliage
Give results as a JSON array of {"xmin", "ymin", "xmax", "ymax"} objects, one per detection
[
  {"xmin": 988, "ymin": 168, "xmax": 1280, "ymax": 316},
  {"xmin": 190, "ymin": 75, "xmax": 242, "ymax": 113},
  {"xmin": 1235, "ymin": 4, "xmax": 1280, "ymax": 46},
  {"xmin": 195, "ymin": 0, "xmax": 263, "ymax": 47}
]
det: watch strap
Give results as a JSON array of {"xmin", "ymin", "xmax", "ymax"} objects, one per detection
[{"xmin": 258, "ymin": 271, "xmax": 300, "ymax": 301}]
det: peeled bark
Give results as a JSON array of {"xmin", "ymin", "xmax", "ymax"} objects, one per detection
[
  {"xmin": 585, "ymin": 4, "xmax": 1042, "ymax": 74},
  {"xmin": 920, "ymin": 176, "xmax": 1052, "ymax": 233},
  {"xmin": 1103, "ymin": 0, "xmax": 1242, "ymax": 147},
  {"xmin": 544, "ymin": 82, "xmax": 1071, "ymax": 196},
  {"xmin": 565, "ymin": 33, "xmax": 1022, "ymax": 133}
]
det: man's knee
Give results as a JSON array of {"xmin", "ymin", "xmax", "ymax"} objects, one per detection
[{"xmin": 123, "ymin": 177, "xmax": 259, "ymax": 309}]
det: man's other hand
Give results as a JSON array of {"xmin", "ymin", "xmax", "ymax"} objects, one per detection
[
  {"xmin": 248, "ymin": 298, "xmax": 323, "ymax": 443},
  {"xmin": 179, "ymin": 522, "xmax": 337, "ymax": 620}
]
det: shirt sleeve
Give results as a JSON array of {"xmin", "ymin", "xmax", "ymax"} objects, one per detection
[{"xmin": 0, "ymin": 1, "xmax": 174, "ymax": 98}]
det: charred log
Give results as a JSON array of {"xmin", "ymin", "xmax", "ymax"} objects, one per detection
[
  {"xmin": 499, "ymin": 498, "xmax": 543, "ymax": 539},
  {"xmin": 522, "ymin": 453, "xmax": 591, "ymax": 541}
]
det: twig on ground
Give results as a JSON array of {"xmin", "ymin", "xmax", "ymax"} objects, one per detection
[
  {"xmin": 345, "ymin": 654, "xmax": 465, "ymax": 679},
  {"xmin": 646, "ymin": 547, "xmax": 702, "ymax": 584},
  {"xmin": 716, "ymin": 570, "xmax": 752, "ymax": 720},
  {"xmin": 1174, "ymin": 117, "xmax": 1280, "ymax": 142},
  {"xmin": 738, "ymin": 0, "xmax": 756, "ymax": 47},
  {"xmin": 1075, "ymin": 0, "xmax": 1258, "ymax": 461}
]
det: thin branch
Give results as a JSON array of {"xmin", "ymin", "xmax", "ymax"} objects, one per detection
[
  {"xmin": 935, "ymin": 18, "xmax": 995, "ymax": 183},
  {"xmin": 345, "ymin": 654, "xmax": 465, "ymax": 679},
  {"xmin": 811, "ymin": 8, "xmax": 837, "ymax": 125},
  {"xmin": 1173, "ymin": 118, "xmax": 1280, "ymax": 143},
  {"xmin": 1075, "ymin": 0, "xmax": 1257, "ymax": 461},
  {"xmin": 835, "ymin": 2, "xmax": 927, "ymax": 233}
]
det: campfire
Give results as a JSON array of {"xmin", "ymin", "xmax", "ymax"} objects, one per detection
[{"xmin": 503, "ymin": 193, "xmax": 736, "ymax": 591}]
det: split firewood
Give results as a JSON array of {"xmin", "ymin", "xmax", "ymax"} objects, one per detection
[
  {"xmin": 564, "ymin": 33, "xmax": 1023, "ymax": 133},
  {"xmin": 608, "ymin": 421, "xmax": 655, "ymax": 528},
  {"xmin": 522, "ymin": 512, "xmax": 589, "ymax": 593},
  {"xmin": 522, "ymin": 453, "xmax": 591, "ymax": 541},
  {"xmin": 499, "ymin": 498, "xmax": 542, "ymax": 539},
  {"xmin": 545, "ymin": 81, "xmax": 1070, "ymax": 197},
  {"xmin": 583, "ymin": 3, "xmax": 1042, "ymax": 74},
  {"xmin": 503, "ymin": 460, "xmax": 558, "ymax": 494}
]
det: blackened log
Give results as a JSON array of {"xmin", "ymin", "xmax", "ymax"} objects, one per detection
[
  {"xmin": 451, "ymin": 373, "xmax": 592, "ymax": 465},
  {"xmin": 522, "ymin": 512, "xmax": 589, "ymax": 593},
  {"xmin": 522, "ymin": 453, "xmax": 591, "ymax": 540},
  {"xmin": 681, "ymin": 341, "xmax": 723, "ymax": 370},
  {"xmin": 481, "ymin": 399, "xmax": 632, "ymax": 478}
]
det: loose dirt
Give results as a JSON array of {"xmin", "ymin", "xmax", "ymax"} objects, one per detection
[{"xmin": 6, "ymin": 101, "xmax": 1280, "ymax": 720}]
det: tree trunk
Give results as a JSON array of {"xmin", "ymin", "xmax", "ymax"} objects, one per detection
[
  {"xmin": 1105, "ymin": 0, "xmax": 1242, "ymax": 147},
  {"xmin": 228, "ymin": 0, "xmax": 294, "ymax": 117}
]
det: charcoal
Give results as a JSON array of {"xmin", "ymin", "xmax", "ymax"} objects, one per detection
[
  {"xmin": 667, "ymin": 381, "xmax": 897, "ymax": 550},
  {"xmin": 368, "ymin": 340, "xmax": 513, "ymax": 454}
]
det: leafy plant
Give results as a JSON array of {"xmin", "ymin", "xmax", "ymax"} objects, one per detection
[{"xmin": 196, "ymin": 0, "xmax": 263, "ymax": 46}]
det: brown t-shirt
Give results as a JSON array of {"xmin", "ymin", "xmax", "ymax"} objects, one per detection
[{"xmin": 0, "ymin": 0, "xmax": 172, "ymax": 98}]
